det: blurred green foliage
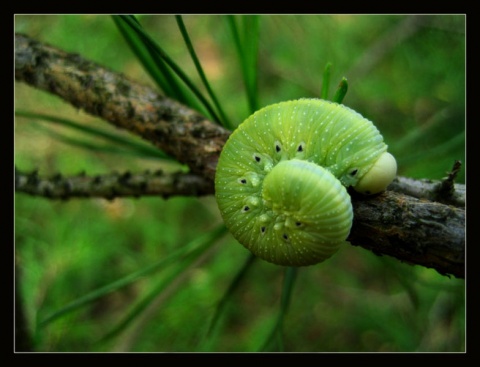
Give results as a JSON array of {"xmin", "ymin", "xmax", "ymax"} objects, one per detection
[{"xmin": 15, "ymin": 14, "xmax": 465, "ymax": 352}]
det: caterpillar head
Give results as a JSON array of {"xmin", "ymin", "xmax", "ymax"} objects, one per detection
[{"xmin": 353, "ymin": 152, "xmax": 397, "ymax": 195}]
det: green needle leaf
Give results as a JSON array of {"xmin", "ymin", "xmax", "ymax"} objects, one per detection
[
  {"xmin": 38, "ymin": 225, "xmax": 227, "ymax": 328},
  {"xmin": 226, "ymin": 15, "xmax": 261, "ymax": 115},
  {"xmin": 332, "ymin": 77, "xmax": 349, "ymax": 104},
  {"xmin": 99, "ymin": 225, "xmax": 228, "ymax": 342},
  {"xmin": 31, "ymin": 122, "xmax": 170, "ymax": 160},
  {"xmin": 259, "ymin": 266, "xmax": 298, "ymax": 352},
  {"xmin": 205, "ymin": 253, "xmax": 256, "ymax": 338},
  {"xmin": 114, "ymin": 15, "xmax": 222, "ymax": 124},
  {"xmin": 175, "ymin": 15, "xmax": 233, "ymax": 129},
  {"xmin": 321, "ymin": 62, "xmax": 332, "ymax": 100},
  {"xmin": 15, "ymin": 110, "xmax": 169, "ymax": 159},
  {"xmin": 112, "ymin": 15, "xmax": 179, "ymax": 99}
]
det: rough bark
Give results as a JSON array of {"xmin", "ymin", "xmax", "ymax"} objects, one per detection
[
  {"xmin": 15, "ymin": 33, "xmax": 230, "ymax": 181},
  {"xmin": 14, "ymin": 168, "xmax": 214, "ymax": 200},
  {"xmin": 349, "ymin": 190, "xmax": 464, "ymax": 278},
  {"xmin": 14, "ymin": 33, "xmax": 465, "ymax": 278}
]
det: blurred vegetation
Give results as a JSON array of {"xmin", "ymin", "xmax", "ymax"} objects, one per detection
[{"xmin": 14, "ymin": 14, "xmax": 465, "ymax": 352}]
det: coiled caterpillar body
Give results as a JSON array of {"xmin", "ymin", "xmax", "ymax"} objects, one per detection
[{"xmin": 215, "ymin": 98, "xmax": 397, "ymax": 266}]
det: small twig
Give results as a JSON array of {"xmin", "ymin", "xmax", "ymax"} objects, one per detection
[
  {"xmin": 15, "ymin": 168, "xmax": 214, "ymax": 200},
  {"xmin": 387, "ymin": 162, "xmax": 465, "ymax": 208},
  {"xmin": 435, "ymin": 160, "xmax": 463, "ymax": 202}
]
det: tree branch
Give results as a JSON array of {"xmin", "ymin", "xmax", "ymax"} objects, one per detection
[
  {"xmin": 14, "ymin": 33, "xmax": 465, "ymax": 278},
  {"xmin": 15, "ymin": 33, "xmax": 230, "ymax": 181},
  {"xmin": 15, "ymin": 168, "xmax": 214, "ymax": 200},
  {"xmin": 349, "ymin": 190, "xmax": 464, "ymax": 279}
]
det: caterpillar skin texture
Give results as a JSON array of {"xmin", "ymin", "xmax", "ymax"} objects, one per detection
[{"xmin": 215, "ymin": 98, "xmax": 397, "ymax": 266}]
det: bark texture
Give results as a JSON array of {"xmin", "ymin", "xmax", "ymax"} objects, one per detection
[
  {"xmin": 15, "ymin": 168, "xmax": 214, "ymax": 200},
  {"xmin": 15, "ymin": 33, "xmax": 466, "ymax": 278},
  {"xmin": 15, "ymin": 33, "xmax": 230, "ymax": 181},
  {"xmin": 349, "ymin": 190, "xmax": 464, "ymax": 278}
]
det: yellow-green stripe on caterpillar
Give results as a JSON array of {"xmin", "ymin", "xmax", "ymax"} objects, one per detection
[{"xmin": 215, "ymin": 98, "xmax": 397, "ymax": 266}]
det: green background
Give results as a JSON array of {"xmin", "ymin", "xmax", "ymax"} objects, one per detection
[{"xmin": 15, "ymin": 15, "xmax": 465, "ymax": 352}]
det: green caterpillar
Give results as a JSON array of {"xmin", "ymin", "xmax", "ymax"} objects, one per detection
[{"xmin": 215, "ymin": 98, "xmax": 397, "ymax": 266}]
